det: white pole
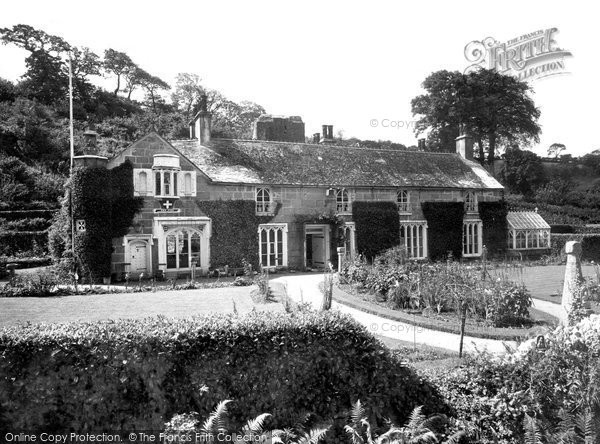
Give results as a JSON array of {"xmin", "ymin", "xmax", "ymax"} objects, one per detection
[{"xmin": 68, "ymin": 54, "xmax": 74, "ymax": 172}]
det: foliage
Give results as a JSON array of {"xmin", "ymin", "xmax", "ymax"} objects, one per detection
[
  {"xmin": 0, "ymin": 311, "xmax": 442, "ymax": 430},
  {"xmin": 551, "ymin": 234, "xmax": 600, "ymax": 262},
  {"xmin": 421, "ymin": 202, "xmax": 465, "ymax": 260},
  {"xmin": 501, "ymin": 147, "xmax": 546, "ymax": 195},
  {"xmin": 478, "ymin": 201, "xmax": 508, "ymax": 257},
  {"xmin": 411, "ymin": 69, "xmax": 541, "ymax": 164},
  {"xmin": 0, "ymin": 269, "xmax": 59, "ymax": 297},
  {"xmin": 196, "ymin": 200, "xmax": 279, "ymax": 270},
  {"xmin": 341, "ymin": 253, "xmax": 532, "ymax": 328},
  {"xmin": 352, "ymin": 202, "xmax": 400, "ymax": 260}
]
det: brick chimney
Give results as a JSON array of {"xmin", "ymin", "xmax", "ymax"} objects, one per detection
[
  {"xmin": 190, "ymin": 94, "xmax": 211, "ymax": 145},
  {"xmin": 320, "ymin": 124, "xmax": 334, "ymax": 143},
  {"xmin": 312, "ymin": 133, "xmax": 320, "ymax": 144},
  {"xmin": 456, "ymin": 124, "xmax": 473, "ymax": 160},
  {"xmin": 83, "ymin": 129, "xmax": 99, "ymax": 153}
]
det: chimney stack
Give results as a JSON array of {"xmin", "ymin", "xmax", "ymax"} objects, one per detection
[
  {"xmin": 83, "ymin": 129, "xmax": 98, "ymax": 152},
  {"xmin": 320, "ymin": 124, "xmax": 334, "ymax": 143},
  {"xmin": 190, "ymin": 94, "xmax": 211, "ymax": 145},
  {"xmin": 312, "ymin": 133, "xmax": 320, "ymax": 144},
  {"xmin": 455, "ymin": 124, "xmax": 474, "ymax": 160}
]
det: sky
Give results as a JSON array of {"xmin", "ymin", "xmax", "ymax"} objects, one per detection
[{"xmin": 0, "ymin": 0, "xmax": 597, "ymax": 156}]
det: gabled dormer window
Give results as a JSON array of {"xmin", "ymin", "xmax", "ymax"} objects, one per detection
[
  {"xmin": 256, "ymin": 187, "xmax": 272, "ymax": 215},
  {"xmin": 465, "ymin": 191, "xmax": 477, "ymax": 212},
  {"xmin": 153, "ymin": 154, "xmax": 181, "ymax": 198},
  {"xmin": 397, "ymin": 190, "xmax": 410, "ymax": 213}
]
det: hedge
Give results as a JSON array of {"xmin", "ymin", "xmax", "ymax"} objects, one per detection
[
  {"xmin": 0, "ymin": 231, "xmax": 47, "ymax": 256},
  {"xmin": 551, "ymin": 233, "xmax": 600, "ymax": 261},
  {"xmin": 479, "ymin": 201, "xmax": 508, "ymax": 256},
  {"xmin": 196, "ymin": 200, "xmax": 279, "ymax": 270},
  {"xmin": 0, "ymin": 311, "xmax": 442, "ymax": 431},
  {"xmin": 353, "ymin": 202, "xmax": 400, "ymax": 260},
  {"xmin": 422, "ymin": 202, "xmax": 465, "ymax": 260}
]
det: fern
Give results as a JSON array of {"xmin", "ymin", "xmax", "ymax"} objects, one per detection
[
  {"xmin": 523, "ymin": 414, "xmax": 543, "ymax": 444},
  {"xmin": 202, "ymin": 399, "xmax": 232, "ymax": 436}
]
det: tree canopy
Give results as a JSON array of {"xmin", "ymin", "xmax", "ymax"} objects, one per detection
[{"xmin": 411, "ymin": 69, "xmax": 541, "ymax": 164}]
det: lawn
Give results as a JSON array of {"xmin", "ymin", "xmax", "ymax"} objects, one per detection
[{"xmin": 0, "ymin": 285, "xmax": 283, "ymax": 327}]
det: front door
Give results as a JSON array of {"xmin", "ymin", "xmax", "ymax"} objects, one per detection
[
  {"xmin": 305, "ymin": 225, "xmax": 329, "ymax": 269},
  {"xmin": 130, "ymin": 241, "xmax": 148, "ymax": 273}
]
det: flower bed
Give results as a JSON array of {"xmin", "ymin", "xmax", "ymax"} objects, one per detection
[{"xmin": 340, "ymin": 247, "xmax": 536, "ymax": 329}]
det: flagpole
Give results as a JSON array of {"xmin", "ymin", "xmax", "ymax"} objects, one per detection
[{"xmin": 68, "ymin": 53, "xmax": 77, "ymax": 288}]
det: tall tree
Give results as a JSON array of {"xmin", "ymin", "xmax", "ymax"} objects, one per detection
[
  {"xmin": 103, "ymin": 49, "xmax": 136, "ymax": 95},
  {"xmin": 411, "ymin": 69, "xmax": 541, "ymax": 164},
  {"xmin": 171, "ymin": 73, "xmax": 204, "ymax": 120},
  {"xmin": 501, "ymin": 147, "xmax": 546, "ymax": 195},
  {"xmin": 548, "ymin": 143, "xmax": 566, "ymax": 159},
  {"xmin": 138, "ymin": 70, "xmax": 170, "ymax": 112}
]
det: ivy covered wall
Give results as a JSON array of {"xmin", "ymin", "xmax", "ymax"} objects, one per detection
[
  {"xmin": 479, "ymin": 200, "xmax": 509, "ymax": 256},
  {"xmin": 50, "ymin": 160, "xmax": 143, "ymax": 281},
  {"xmin": 195, "ymin": 200, "xmax": 279, "ymax": 270},
  {"xmin": 422, "ymin": 202, "xmax": 465, "ymax": 261},
  {"xmin": 352, "ymin": 201, "xmax": 400, "ymax": 260}
]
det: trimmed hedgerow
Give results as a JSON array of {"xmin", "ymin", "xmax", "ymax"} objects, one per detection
[
  {"xmin": 479, "ymin": 201, "xmax": 508, "ymax": 256},
  {"xmin": 551, "ymin": 233, "xmax": 600, "ymax": 261},
  {"xmin": 352, "ymin": 202, "xmax": 400, "ymax": 260},
  {"xmin": 195, "ymin": 200, "xmax": 279, "ymax": 270},
  {"xmin": 0, "ymin": 231, "xmax": 47, "ymax": 256},
  {"xmin": 0, "ymin": 311, "xmax": 443, "ymax": 431},
  {"xmin": 422, "ymin": 202, "xmax": 465, "ymax": 261}
]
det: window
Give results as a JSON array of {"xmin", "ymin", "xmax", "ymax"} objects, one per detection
[
  {"xmin": 465, "ymin": 191, "xmax": 477, "ymax": 212},
  {"xmin": 155, "ymin": 170, "xmax": 179, "ymax": 197},
  {"xmin": 397, "ymin": 190, "xmax": 410, "ymax": 213},
  {"xmin": 258, "ymin": 224, "xmax": 288, "ymax": 268},
  {"xmin": 256, "ymin": 188, "xmax": 272, "ymax": 214},
  {"xmin": 400, "ymin": 222, "xmax": 427, "ymax": 259},
  {"xmin": 509, "ymin": 229, "xmax": 551, "ymax": 250},
  {"xmin": 165, "ymin": 229, "xmax": 201, "ymax": 269},
  {"xmin": 463, "ymin": 220, "xmax": 482, "ymax": 256},
  {"xmin": 336, "ymin": 189, "xmax": 351, "ymax": 213}
]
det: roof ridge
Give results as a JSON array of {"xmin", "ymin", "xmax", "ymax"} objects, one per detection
[{"xmin": 171, "ymin": 138, "xmax": 459, "ymax": 155}]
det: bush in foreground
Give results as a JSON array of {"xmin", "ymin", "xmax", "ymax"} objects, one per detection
[{"xmin": 0, "ymin": 311, "xmax": 442, "ymax": 431}]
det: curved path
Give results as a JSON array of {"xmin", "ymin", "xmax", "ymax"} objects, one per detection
[{"xmin": 270, "ymin": 272, "xmax": 569, "ymax": 354}]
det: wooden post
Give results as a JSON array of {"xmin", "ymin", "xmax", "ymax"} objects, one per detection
[{"xmin": 459, "ymin": 301, "xmax": 467, "ymax": 358}]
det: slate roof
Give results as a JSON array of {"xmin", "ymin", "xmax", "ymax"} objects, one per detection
[
  {"xmin": 507, "ymin": 211, "xmax": 551, "ymax": 230},
  {"xmin": 170, "ymin": 138, "xmax": 503, "ymax": 189}
]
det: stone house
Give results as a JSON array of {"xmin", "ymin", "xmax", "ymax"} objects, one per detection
[{"xmin": 94, "ymin": 108, "xmax": 513, "ymax": 278}]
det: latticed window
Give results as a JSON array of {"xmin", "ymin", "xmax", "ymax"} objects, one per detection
[
  {"xmin": 256, "ymin": 187, "xmax": 271, "ymax": 214},
  {"xmin": 258, "ymin": 224, "xmax": 287, "ymax": 268},
  {"xmin": 400, "ymin": 222, "xmax": 427, "ymax": 259},
  {"xmin": 463, "ymin": 221, "xmax": 482, "ymax": 256},
  {"xmin": 184, "ymin": 173, "xmax": 193, "ymax": 195},
  {"xmin": 165, "ymin": 229, "xmax": 201, "ymax": 269},
  {"xmin": 465, "ymin": 191, "xmax": 477, "ymax": 212},
  {"xmin": 336, "ymin": 189, "xmax": 350, "ymax": 213},
  {"xmin": 155, "ymin": 170, "xmax": 178, "ymax": 197},
  {"xmin": 509, "ymin": 229, "xmax": 550, "ymax": 249},
  {"xmin": 397, "ymin": 190, "xmax": 410, "ymax": 212}
]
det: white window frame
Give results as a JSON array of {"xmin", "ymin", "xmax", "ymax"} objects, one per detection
[
  {"xmin": 336, "ymin": 188, "xmax": 351, "ymax": 214},
  {"xmin": 397, "ymin": 190, "xmax": 410, "ymax": 213},
  {"xmin": 256, "ymin": 187, "xmax": 273, "ymax": 215},
  {"xmin": 463, "ymin": 220, "xmax": 483, "ymax": 257},
  {"xmin": 258, "ymin": 224, "xmax": 288, "ymax": 269},
  {"xmin": 154, "ymin": 169, "xmax": 180, "ymax": 198},
  {"xmin": 400, "ymin": 221, "xmax": 428, "ymax": 259},
  {"xmin": 464, "ymin": 191, "xmax": 477, "ymax": 213},
  {"xmin": 165, "ymin": 228, "xmax": 203, "ymax": 270},
  {"xmin": 508, "ymin": 229, "xmax": 551, "ymax": 250}
]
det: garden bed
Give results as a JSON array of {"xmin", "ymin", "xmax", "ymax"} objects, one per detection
[{"xmin": 333, "ymin": 283, "xmax": 556, "ymax": 340}]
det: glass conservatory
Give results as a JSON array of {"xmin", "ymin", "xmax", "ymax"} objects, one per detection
[{"xmin": 507, "ymin": 211, "xmax": 551, "ymax": 250}]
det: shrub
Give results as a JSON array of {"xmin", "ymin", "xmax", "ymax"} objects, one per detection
[
  {"xmin": 551, "ymin": 233, "xmax": 600, "ymax": 261},
  {"xmin": 479, "ymin": 201, "xmax": 508, "ymax": 256},
  {"xmin": 352, "ymin": 202, "xmax": 400, "ymax": 260},
  {"xmin": 0, "ymin": 311, "xmax": 442, "ymax": 431},
  {"xmin": 422, "ymin": 202, "xmax": 464, "ymax": 260}
]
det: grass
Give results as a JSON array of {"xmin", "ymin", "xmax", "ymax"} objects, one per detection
[{"xmin": 0, "ymin": 285, "xmax": 282, "ymax": 327}]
